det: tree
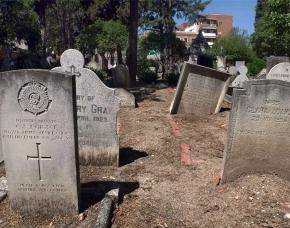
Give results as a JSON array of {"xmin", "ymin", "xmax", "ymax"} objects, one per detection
[
  {"xmin": 209, "ymin": 28, "xmax": 265, "ymax": 76},
  {"xmin": 252, "ymin": 0, "xmax": 290, "ymax": 57},
  {"xmin": 209, "ymin": 28, "xmax": 252, "ymax": 62},
  {"xmin": 45, "ymin": 0, "xmax": 85, "ymax": 53},
  {"xmin": 77, "ymin": 19, "xmax": 128, "ymax": 70},
  {"xmin": 0, "ymin": 0, "xmax": 40, "ymax": 50},
  {"xmin": 127, "ymin": 0, "xmax": 138, "ymax": 84},
  {"xmin": 140, "ymin": 0, "xmax": 210, "ymax": 76}
]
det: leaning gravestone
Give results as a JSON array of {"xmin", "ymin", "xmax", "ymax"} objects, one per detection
[
  {"xmin": 0, "ymin": 69, "xmax": 79, "ymax": 215},
  {"xmin": 266, "ymin": 62, "xmax": 290, "ymax": 82},
  {"xmin": 112, "ymin": 64, "xmax": 131, "ymax": 88},
  {"xmin": 222, "ymin": 80, "xmax": 290, "ymax": 183},
  {"xmin": 266, "ymin": 56, "xmax": 289, "ymax": 73},
  {"xmin": 170, "ymin": 62, "xmax": 232, "ymax": 115},
  {"xmin": 53, "ymin": 49, "xmax": 120, "ymax": 166},
  {"xmin": 231, "ymin": 65, "xmax": 249, "ymax": 88}
]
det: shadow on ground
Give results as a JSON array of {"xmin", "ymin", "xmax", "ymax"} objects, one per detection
[
  {"xmin": 80, "ymin": 181, "xmax": 139, "ymax": 212},
  {"xmin": 119, "ymin": 147, "xmax": 148, "ymax": 167}
]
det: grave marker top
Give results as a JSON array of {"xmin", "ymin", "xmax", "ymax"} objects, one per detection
[
  {"xmin": 0, "ymin": 69, "xmax": 79, "ymax": 215},
  {"xmin": 60, "ymin": 49, "xmax": 85, "ymax": 72},
  {"xmin": 266, "ymin": 62, "xmax": 290, "ymax": 82},
  {"xmin": 231, "ymin": 65, "xmax": 249, "ymax": 88}
]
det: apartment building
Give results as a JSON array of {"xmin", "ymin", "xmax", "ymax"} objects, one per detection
[{"xmin": 176, "ymin": 13, "xmax": 233, "ymax": 47}]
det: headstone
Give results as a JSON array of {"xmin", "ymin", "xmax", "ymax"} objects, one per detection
[
  {"xmin": 266, "ymin": 56, "xmax": 289, "ymax": 73},
  {"xmin": 231, "ymin": 65, "xmax": 249, "ymax": 88},
  {"xmin": 266, "ymin": 62, "xmax": 290, "ymax": 82},
  {"xmin": 217, "ymin": 56, "xmax": 226, "ymax": 72},
  {"xmin": 53, "ymin": 49, "xmax": 120, "ymax": 166},
  {"xmin": 86, "ymin": 55, "xmax": 101, "ymax": 71},
  {"xmin": 112, "ymin": 65, "xmax": 131, "ymax": 88},
  {"xmin": 115, "ymin": 88, "xmax": 135, "ymax": 108},
  {"xmin": 235, "ymin": 61, "xmax": 245, "ymax": 71},
  {"xmin": 228, "ymin": 66, "xmax": 237, "ymax": 75},
  {"xmin": 0, "ymin": 69, "xmax": 79, "ymax": 215},
  {"xmin": 222, "ymin": 79, "xmax": 290, "ymax": 183},
  {"xmin": 170, "ymin": 62, "xmax": 232, "ymax": 115}
]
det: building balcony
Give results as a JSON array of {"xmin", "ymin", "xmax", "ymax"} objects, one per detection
[{"xmin": 202, "ymin": 32, "xmax": 217, "ymax": 38}]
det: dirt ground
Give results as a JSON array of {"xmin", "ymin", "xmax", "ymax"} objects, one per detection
[{"xmin": 1, "ymin": 88, "xmax": 290, "ymax": 227}]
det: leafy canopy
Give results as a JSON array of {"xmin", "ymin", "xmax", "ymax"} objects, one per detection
[{"xmin": 252, "ymin": 0, "xmax": 290, "ymax": 57}]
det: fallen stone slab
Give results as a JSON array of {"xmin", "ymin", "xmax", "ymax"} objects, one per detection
[{"xmin": 95, "ymin": 188, "xmax": 119, "ymax": 228}]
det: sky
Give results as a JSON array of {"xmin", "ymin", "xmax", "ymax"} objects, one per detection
[{"xmin": 176, "ymin": 0, "xmax": 257, "ymax": 34}]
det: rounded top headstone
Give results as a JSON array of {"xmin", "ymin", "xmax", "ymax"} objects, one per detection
[
  {"xmin": 237, "ymin": 65, "xmax": 248, "ymax": 76},
  {"xmin": 60, "ymin": 49, "xmax": 85, "ymax": 69},
  {"xmin": 267, "ymin": 62, "xmax": 290, "ymax": 82}
]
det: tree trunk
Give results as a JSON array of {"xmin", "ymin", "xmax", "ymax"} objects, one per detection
[
  {"xmin": 117, "ymin": 45, "xmax": 123, "ymax": 64},
  {"xmin": 127, "ymin": 0, "xmax": 138, "ymax": 86}
]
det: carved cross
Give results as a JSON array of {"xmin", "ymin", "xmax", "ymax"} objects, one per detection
[{"xmin": 27, "ymin": 143, "xmax": 51, "ymax": 181}]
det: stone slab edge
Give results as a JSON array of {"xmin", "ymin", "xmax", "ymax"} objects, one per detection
[
  {"xmin": 95, "ymin": 188, "xmax": 119, "ymax": 228},
  {"xmin": 0, "ymin": 176, "xmax": 7, "ymax": 202}
]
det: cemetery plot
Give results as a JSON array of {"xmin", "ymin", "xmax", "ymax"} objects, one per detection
[
  {"xmin": 1, "ymin": 88, "xmax": 290, "ymax": 227},
  {"xmin": 170, "ymin": 62, "xmax": 232, "ymax": 115},
  {"xmin": 222, "ymin": 80, "xmax": 290, "ymax": 183},
  {"xmin": 53, "ymin": 49, "xmax": 120, "ymax": 166},
  {"xmin": 0, "ymin": 69, "xmax": 79, "ymax": 215}
]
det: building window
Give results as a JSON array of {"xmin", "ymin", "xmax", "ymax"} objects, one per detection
[
  {"xmin": 184, "ymin": 38, "xmax": 187, "ymax": 42},
  {"xmin": 219, "ymin": 21, "xmax": 223, "ymax": 26}
]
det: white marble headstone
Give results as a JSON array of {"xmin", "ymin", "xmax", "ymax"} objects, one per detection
[
  {"xmin": 231, "ymin": 65, "xmax": 249, "ymax": 87},
  {"xmin": 266, "ymin": 62, "xmax": 290, "ymax": 82},
  {"xmin": 53, "ymin": 49, "xmax": 120, "ymax": 166}
]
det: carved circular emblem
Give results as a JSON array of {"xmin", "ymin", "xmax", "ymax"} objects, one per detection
[{"xmin": 18, "ymin": 81, "xmax": 51, "ymax": 115}]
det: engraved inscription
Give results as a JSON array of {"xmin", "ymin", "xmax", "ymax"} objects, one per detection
[
  {"xmin": 18, "ymin": 81, "xmax": 51, "ymax": 116},
  {"xmin": 27, "ymin": 143, "xmax": 51, "ymax": 181}
]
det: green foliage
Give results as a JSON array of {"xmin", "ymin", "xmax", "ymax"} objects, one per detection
[
  {"xmin": 45, "ymin": 0, "xmax": 85, "ymax": 53},
  {"xmin": 0, "ymin": 0, "xmax": 41, "ymax": 50},
  {"xmin": 165, "ymin": 72, "xmax": 179, "ymax": 86},
  {"xmin": 95, "ymin": 20, "xmax": 128, "ymax": 53},
  {"xmin": 247, "ymin": 56, "xmax": 266, "ymax": 77},
  {"xmin": 252, "ymin": 0, "xmax": 290, "ymax": 57},
  {"xmin": 139, "ymin": 70, "xmax": 158, "ymax": 84},
  {"xmin": 77, "ymin": 19, "xmax": 128, "ymax": 54},
  {"xmin": 209, "ymin": 28, "xmax": 252, "ymax": 62},
  {"xmin": 209, "ymin": 27, "xmax": 266, "ymax": 76}
]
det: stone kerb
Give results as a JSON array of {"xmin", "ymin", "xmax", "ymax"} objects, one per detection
[
  {"xmin": 222, "ymin": 79, "xmax": 290, "ymax": 183},
  {"xmin": 53, "ymin": 49, "xmax": 120, "ymax": 166},
  {"xmin": 170, "ymin": 62, "xmax": 232, "ymax": 116}
]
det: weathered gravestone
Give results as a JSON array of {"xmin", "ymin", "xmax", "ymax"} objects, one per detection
[
  {"xmin": 112, "ymin": 64, "xmax": 131, "ymax": 88},
  {"xmin": 266, "ymin": 56, "xmax": 289, "ymax": 73},
  {"xmin": 266, "ymin": 62, "xmax": 290, "ymax": 82},
  {"xmin": 170, "ymin": 62, "xmax": 231, "ymax": 115},
  {"xmin": 235, "ymin": 61, "xmax": 245, "ymax": 71},
  {"xmin": 0, "ymin": 69, "xmax": 79, "ymax": 215},
  {"xmin": 222, "ymin": 80, "xmax": 290, "ymax": 183},
  {"xmin": 53, "ymin": 49, "xmax": 120, "ymax": 166},
  {"xmin": 115, "ymin": 88, "xmax": 135, "ymax": 108},
  {"xmin": 231, "ymin": 65, "xmax": 249, "ymax": 88}
]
